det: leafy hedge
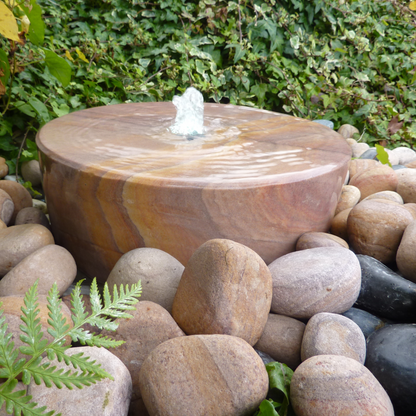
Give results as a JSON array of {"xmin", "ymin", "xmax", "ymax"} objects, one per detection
[{"xmin": 0, "ymin": 0, "xmax": 415, "ymax": 175}]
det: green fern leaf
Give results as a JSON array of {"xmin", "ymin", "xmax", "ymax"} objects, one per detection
[
  {"xmin": 69, "ymin": 281, "xmax": 88, "ymax": 327},
  {"xmin": 46, "ymin": 284, "xmax": 70, "ymax": 339},
  {"xmin": 89, "ymin": 279, "xmax": 103, "ymax": 316}
]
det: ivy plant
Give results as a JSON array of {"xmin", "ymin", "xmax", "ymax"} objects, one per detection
[{"xmin": 0, "ymin": 278, "xmax": 142, "ymax": 416}]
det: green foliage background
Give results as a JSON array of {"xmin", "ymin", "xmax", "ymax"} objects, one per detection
[{"xmin": 1, "ymin": 0, "xmax": 415, "ymax": 174}]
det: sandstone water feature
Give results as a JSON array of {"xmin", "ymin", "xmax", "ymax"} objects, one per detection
[{"xmin": 36, "ymin": 90, "xmax": 351, "ymax": 282}]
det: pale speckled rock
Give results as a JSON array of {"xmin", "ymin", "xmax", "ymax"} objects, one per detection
[
  {"xmin": 346, "ymin": 138, "xmax": 357, "ymax": 146},
  {"xmin": 0, "ymin": 224, "xmax": 54, "ymax": 277},
  {"xmin": 391, "ymin": 146, "xmax": 416, "ymax": 165},
  {"xmin": 107, "ymin": 248, "xmax": 184, "ymax": 313},
  {"xmin": 348, "ymin": 159, "xmax": 380, "ymax": 180},
  {"xmin": 21, "ymin": 160, "xmax": 42, "ymax": 187},
  {"xmin": 349, "ymin": 165, "xmax": 398, "ymax": 201},
  {"xmin": 403, "ymin": 203, "xmax": 416, "ymax": 219},
  {"xmin": 396, "ymin": 220, "xmax": 416, "ymax": 283},
  {"xmin": 0, "ymin": 158, "xmax": 8, "ymax": 179},
  {"xmin": 0, "ymin": 219, "xmax": 6, "ymax": 229},
  {"xmin": 296, "ymin": 232, "xmax": 348, "ymax": 250},
  {"xmin": 0, "ymin": 245, "xmax": 76, "ymax": 296},
  {"xmin": 290, "ymin": 355, "xmax": 394, "ymax": 416},
  {"xmin": 335, "ymin": 185, "xmax": 361, "ymax": 215},
  {"xmin": 330, "ymin": 208, "xmax": 352, "ymax": 242},
  {"xmin": 101, "ymin": 301, "xmax": 185, "ymax": 416},
  {"xmin": 254, "ymin": 313, "xmax": 305, "ymax": 369},
  {"xmin": 301, "ymin": 312, "xmax": 366, "ymax": 364},
  {"xmin": 338, "ymin": 124, "xmax": 359, "ymax": 139},
  {"xmin": 269, "ymin": 247, "xmax": 361, "ymax": 319},
  {"xmin": 0, "ymin": 180, "xmax": 32, "ymax": 224},
  {"xmin": 385, "ymin": 149, "xmax": 400, "ymax": 166},
  {"xmin": 363, "ymin": 190, "xmax": 404, "ymax": 204},
  {"xmin": 351, "ymin": 142, "xmax": 370, "ymax": 158},
  {"xmin": 15, "ymin": 206, "xmax": 51, "ymax": 230},
  {"xmin": 32, "ymin": 199, "xmax": 47, "ymax": 214},
  {"xmin": 396, "ymin": 168, "xmax": 416, "ymax": 203},
  {"xmin": 139, "ymin": 334, "xmax": 268, "ymax": 416},
  {"xmin": 348, "ymin": 199, "xmax": 413, "ymax": 263},
  {"xmin": 28, "ymin": 346, "xmax": 132, "ymax": 416},
  {"xmin": 172, "ymin": 239, "xmax": 272, "ymax": 346},
  {"xmin": 405, "ymin": 160, "xmax": 416, "ymax": 169},
  {"xmin": 0, "ymin": 189, "xmax": 13, "ymax": 225}
]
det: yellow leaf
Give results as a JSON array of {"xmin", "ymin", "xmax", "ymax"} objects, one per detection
[
  {"xmin": 0, "ymin": 1, "xmax": 21, "ymax": 42},
  {"xmin": 65, "ymin": 50, "xmax": 74, "ymax": 62},
  {"xmin": 410, "ymin": 1, "xmax": 416, "ymax": 10},
  {"xmin": 21, "ymin": 14, "xmax": 30, "ymax": 34},
  {"xmin": 75, "ymin": 47, "xmax": 89, "ymax": 63}
]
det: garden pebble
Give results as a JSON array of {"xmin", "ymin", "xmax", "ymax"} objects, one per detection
[
  {"xmin": 396, "ymin": 219, "xmax": 416, "ymax": 283},
  {"xmin": 347, "ymin": 199, "xmax": 413, "ymax": 263},
  {"xmin": 366, "ymin": 324, "xmax": 416, "ymax": 416},
  {"xmin": 391, "ymin": 146, "xmax": 416, "ymax": 165},
  {"xmin": 15, "ymin": 206, "xmax": 51, "ymax": 230},
  {"xmin": 172, "ymin": 239, "xmax": 272, "ymax": 346},
  {"xmin": 139, "ymin": 334, "xmax": 268, "ymax": 416},
  {"xmin": 385, "ymin": 148, "xmax": 400, "ymax": 166},
  {"xmin": 359, "ymin": 147, "xmax": 378, "ymax": 160},
  {"xmin": 0, "ymin": 180, "xmax": 32, "ymax": 223},
  {"xmin": 101, "ymin": 301, "xmax": 185, "ymax": 416},
  {"xmin": 330, "ymin": 207, "xmax": 352, "ymax": 241},
  {"xmin": 363, "ymin": 190, "xmax": 403, "ymax": 204},
  {"xmin": 301, "ymin": 312, "xmax": 366, "ymax": 364},
  {"xmin": 338, "ymin": 123, "xmax": 359, "ymax": 139},
  {"xmin": 396, "ymin": 168, "xmax": 416, "ymax": 203},
  {"xmin": 28, "ymin": 346, "xmax": 132, "ymax": 416},
  {"xmin": 107, "ymin": 247, "xmax": 184, "ymax": 313},
  {"xmin": 0, "ymin": 188, "xmax": 13, "ymax": 225},
  {"xmin": 334, "ymin": 184, "xmax": 360, "ymax": 215},
  {"xmin": 295, "ymin": 231, "xmax": 348, "ymax": 250},
  {"xmin": 0, "ymin": 219, "xmax": 6, "ymax": 229},
  {"xmin": 0, "ymin": 224, "xmax": 54, "ymax": 277},
  {"xmin": 349, "ymin": 165, "xmax": 398, "ymax": 201},
  {"xmin": 348, "ymin": 158, "xmax": 380, "ymax": 179},
  {"xmin": 351, "ymin": 142, "xmax": 369, "ymax": 158},
  {"xmin": 342, "ymin": 307, "xmax": 386, "ymax": 339},
  {"xmin": 268, "ymin": 247, "xmax": 361, "ymax": 319},
  {"xmin": 0, "ymin": 157, "xmax": 8, "ymax": 178},
  {"xmin": 32, "ymin": 198, "xmax": 47, "ymax": 214},
  {"xmin": 403, "ymin": 202, "xmax": 416, "ymax": 219},
  {"xmin": 253, "ymin": 313, "xmax": 305, "ymax": 370},
  {"xmin": 0, "ymin": 244, "xmax": 76, "ymax": 296},
  {"xmin": 290, "ymin": 355, "xmax": 394, "ymax": 416},
  {"xmin": 21, "ymin": 160, "xmax": 42, "ymax": 187}
]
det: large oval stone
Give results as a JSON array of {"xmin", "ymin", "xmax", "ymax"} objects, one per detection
[
  {"xmin": 295, "ymin": 231, "xmax": 348, "ymax": 250},
  {"xmin": 348, "ymin": 159, "xmax": 380, "ymax": 179},
  {"xmin": 0, "ymin": 245, "xmax": 76, "ymax": 296},
  {"xmin": 355, "ymin": 254, "xmax": 416, "ymax": 322},
  {"xmin": 335, "ymin": 185, "xmax": 360, "ymax": 215},
  {"xmin": 396, "ymin": 168, "xmax": 416, "ymax": 203},
  {"xmin": 363, "ymin": 190, "xmax": 404, "ymax": 204},
  {"xmin": 396, "ymin": 220, "xmax": 416, "ymax": 283},
  {"xmin": 366, "ymin": 324, "xmax": 416, "ymax": 416},
  {"xmin": 172, "ymin": 239, "xmax": 272, "ymax": 346},
  {"xmin": 0, "ymin": 180, "xmax": 32, "ymax": 224},
  {"xmin": 269, "ymin": 247, "xmax": 361, "ymax": 319},
  {"xmin": 139, "ymin": 334, "xmax": 268, "ymax": 416},
  {"xmin": 290, "ymin": 355, "xmax": 394, "ymax": 416},
  {"xmin": 107, "ymin": 247, "xmax": 184, "ymax": 313},
  {"xmin": 253, "ymin": 313, "xmax": 305, "ymax": 370},
  {"xmin": 347, "ymin": 199, "xmax": 413, "ymax": 263},
  {"xmin": 0, "ymin": 189, "xmax": 13, "ymax": 225},
  {"xmin": 330, "ymin": 208, "xmax": 352, "ymax": 241},
  {"xmin": 301, "ymin": 312, "xmax": 366, "ymax": 364},
  {"xmin": 0, "ymin": 224, "xmax": 54, "ymax": 277}
]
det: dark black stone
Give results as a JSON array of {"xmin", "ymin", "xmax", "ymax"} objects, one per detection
[
  {"xmin": 255, "ymin": 349, "xmax": 275, "ymax": 365},
  {"xmin": 359, "ymin": 148, "xmax": 377, "ymax": 160},
  {"xmin": 342, "ymin": 307, "xmax": 386, "ymax": 339},
  {"xmin": 366, "ymin": 324, "xmax": 416, "ymax": 416},
  {"xmin": 355, "ymin": 255, "xmax": 416, "ymax": 322}
]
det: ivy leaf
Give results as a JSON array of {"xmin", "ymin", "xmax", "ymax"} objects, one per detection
[
  {"xmin": 44, "ymin": 49, "xmax": 72, "ymax": 87},
  {"xmin": 28, "ymin": 97, "xmax": 50, "ymax": 125},
  {"xmin": 0, "ymin": 1, "xmax": 21, "ymax": 43}
]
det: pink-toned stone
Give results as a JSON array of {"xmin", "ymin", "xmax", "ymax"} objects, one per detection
[
  {"xmin": 363, "ymin": 190, "xmax": 403, "ymax": 204},
  {"xmin": 396, "ymin": 220, "xmax": 416, "ymax": 283},
  {"xmin": 254, "ymin": 313, "xmax": 305, "ymax": 370},
  {"xmin": 348, "ymin": 159, "xmax": 380, "ymax": 179},
  {"xmin": 403, "ymin": 203, "xmax": 416, "ymax": 219},
  {"xmin": 269, "ymin": 247, "xmax": 361, "ymax": 319},
  {"xmin": 296, "ymin": 232, "xmax": 348, "ymax": 250},
  {"xmin": 348, "ymin": 199, "xmax": 413, "ymax": 263},
  {"xmin": 101, "ymin": 301, "xmax": 185, "ymax": 415},
  {"xmin": 301, "ymin": 312, "xmax": 366, "ymax": 364},
  {"xmin": 349, "ymin": 165, "xmax": 398, "ymax": 201},
  {"xmin": 396, "ymin": 168, "xmax": 416, "ymax": 203},
  {"xmin": 172, "ymin": 239, "xmax": 272, "ymax": 346},
  {"xmin": 139, "ymin": 334, "xmax": 269, "ymax": 416},
  {"xmin": 290, "ymin": 355, "xmax": 394, "ymax": 416},
  {"xmin": 0, "ymin": 224, "xmax": 55, "ymax": 277},
  {"xmin": 15, "ymin": 206, "xmax": 51, "ymax": 230},
  {"xmin": 330, "ymin": 208, "xmax": 352, "ymax": 242},
  {"xmin": 335, "ymin": 185, "xmax": 361, "ymax": 215},
  {"xmin": 0, "ymin": 188, "xmax": 13, "ymax": 225},
  {"xmin": 0, "ymin": 180, "xmax": 32, "ymax": 224}
]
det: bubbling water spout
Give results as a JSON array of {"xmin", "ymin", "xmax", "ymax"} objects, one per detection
[{"xmin": 169, "ymin": 87, "xmax": 205, "ymax": 136}]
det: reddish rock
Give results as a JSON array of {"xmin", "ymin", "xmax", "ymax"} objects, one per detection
[
  {"xmin": 335, "ymin": 185, "xmax": 360, "ymax": 215},
  {"xmin": 296, "ymin": 232, "xmax": 348, "ymax": 250},
  {"xmin": 172, "ymin": 239, "xmax": 272, "ymax": 346},
  {"xmin": 348, "ymin": 159, "xmax": 380, "ymax": 179},
  {"xmin": 348, "ymin": 199, "xmax": 413, "ymax": 263}
]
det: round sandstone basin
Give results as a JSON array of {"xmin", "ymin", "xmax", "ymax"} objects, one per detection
[{"xmin": 37, "ymin": 103, "xmax": 351, "ymax": 282}]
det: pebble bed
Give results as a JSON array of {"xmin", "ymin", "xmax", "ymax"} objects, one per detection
[{"xmin": 1, "ymin": 125, "xmax": 416, "ymax": 416}]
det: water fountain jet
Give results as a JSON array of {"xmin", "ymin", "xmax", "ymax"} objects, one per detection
[{"xmin": 37, "ymin": 98, "xmax": 351, "ymax": 282}]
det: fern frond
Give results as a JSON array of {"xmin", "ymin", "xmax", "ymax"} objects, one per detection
[
  {"xmin": 46, "ymin": 285, "xmax": 70, "ymax": 339},
  {"xmin": 69, "ymin": 281, "xmax": 88, "ymax": 328},
  {"xmin": 89, "ymin": 279, "xmax": 103, "ymax": 316},
  {"xmin": 0, "ymin": 312, "xmax": 20, "ymax": 379}
]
